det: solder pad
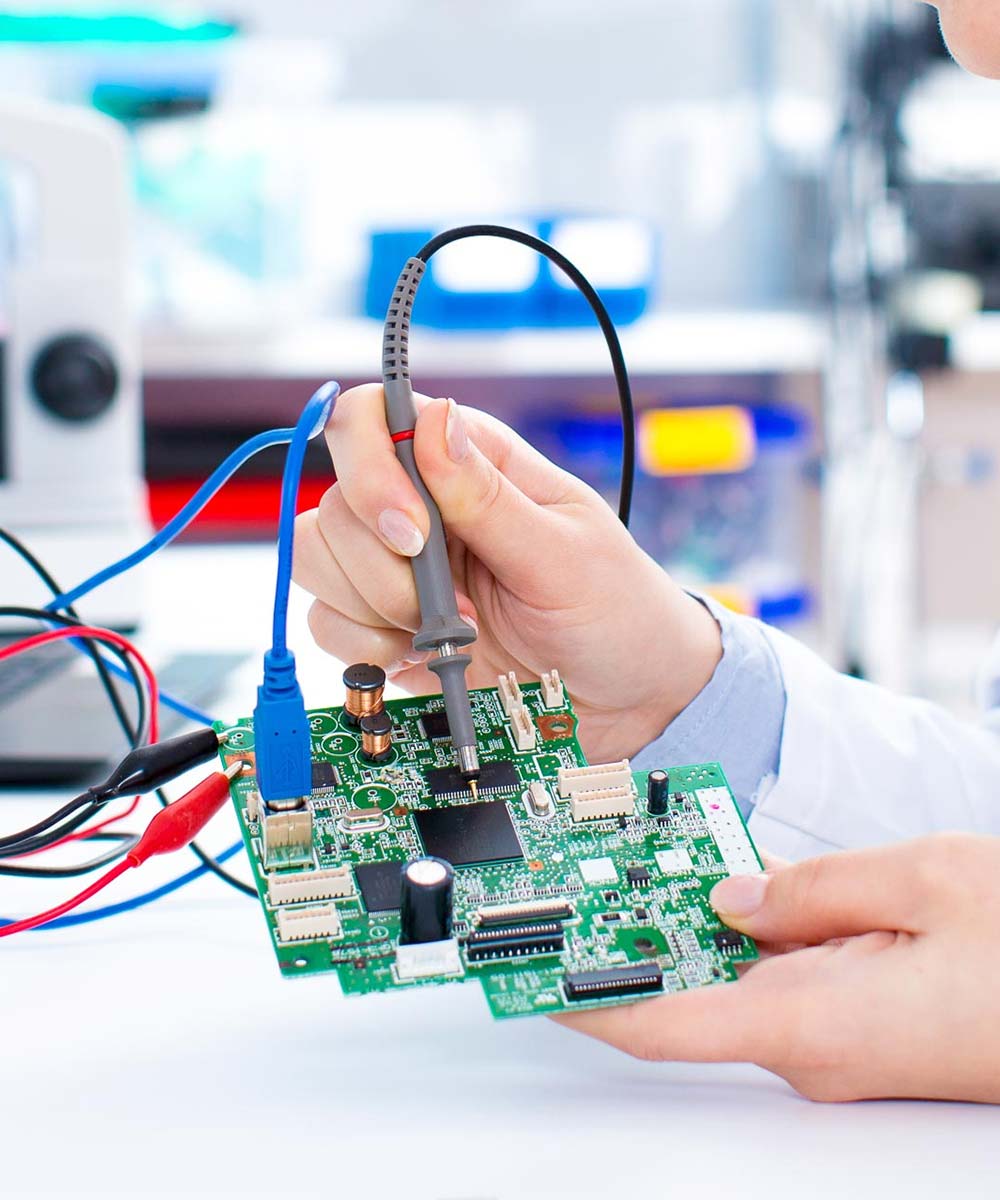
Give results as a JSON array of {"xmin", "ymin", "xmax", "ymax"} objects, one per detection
[{"xmin": 219, "ymin": 682, "xmax": 762, "ymax": 1019}]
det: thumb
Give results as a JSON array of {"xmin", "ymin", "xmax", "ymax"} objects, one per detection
[
  {"xmin": 709, "ymin": 841, "xmax": 938, "ymax": 945},
  {"xmin": 413, "ymin": 397, "xmax": 571, "ymax": 590}
]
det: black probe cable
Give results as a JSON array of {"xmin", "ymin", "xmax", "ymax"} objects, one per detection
[{"xmin": 414, "ymin": 225, "xmax": 637, "ymax": 528}]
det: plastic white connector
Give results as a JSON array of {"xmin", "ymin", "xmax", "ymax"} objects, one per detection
[
  {"xmin": 569, "ymin": 785, "xmax": 636, "ymax": 822},
  {"xmin": 268, "ymin": 865, "xmax": 355, "ymax": 906},
  {"xmin": 275, "ymin": 903, "xmax": 342, "ymax": 943},
  {"xmin": 245, "ymin": 790, "xmax": 261, "ymax": 823},
  {"xmin": 540, "ymin": 669, "xmax": 564, "ymax": 709},
  {"xmin": 395, "ymin": 938, "xmax": 462, "ymax": 980},
  {"xmin": 497, "ymin": 671, "xmax": 522, "ymax": 716},
  {"xmin": 557, "ymin": 760, "xmax": 633, "ymax": 799},
  {"xmin": 509, "ymin": 704, "xmax": 536, "ymax": 752}
]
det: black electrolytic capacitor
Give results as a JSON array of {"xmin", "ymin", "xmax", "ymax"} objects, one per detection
[
  {"xmin": 647, "ymin": 769, "xmax": 670, "ymax": 816},
  {"xmin": 399, "ymin": 856, "xmax": 454, "ymax": 944}
]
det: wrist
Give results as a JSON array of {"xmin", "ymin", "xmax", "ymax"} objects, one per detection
[{"xmin": 577, "ymin": 587, "xmax": 723, "ymax": 763}]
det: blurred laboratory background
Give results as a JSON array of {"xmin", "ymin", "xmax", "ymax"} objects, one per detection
[{"xmin": 2, "ymin": 0, "xmax": 999, "ymax": 713}]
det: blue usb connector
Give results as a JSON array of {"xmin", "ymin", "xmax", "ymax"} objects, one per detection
[
  {"xmin": 254, "ymin": 647, "xmax": 312, "ymax": 802},
  {"xmin": 253, "ymin": 380, "xmax": 339, "ymax": 804}
]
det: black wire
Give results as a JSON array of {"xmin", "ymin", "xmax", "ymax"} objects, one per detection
[
  {"xmin": 0, "ymin": 833, "xmax": 139, "ymax": 878},
  {"xmin": 415, "ymin": 225, "xmax": 637, "ymax": 527},
  {"xmin": 0, "ymin": 605, "xmax": 148, "ymax": 748},
  {"xmin": 0, "ymin": 538, "xmax": 255, "ymax": 894},
  {"xmin": 0, "ymin": 528, "xmax": 139, "ymax": 740}
]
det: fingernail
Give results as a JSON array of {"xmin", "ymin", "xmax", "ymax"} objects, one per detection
[
  {"xmin": 386, "ymin": 650, "xmax": 431, "ymax": 676},
  {"xmin": 710, "ymin": 872, "xmax": 769, "ymax": 918},
  {"xmin": 377, "ymin": 509, "xmax": 424, "ymax": 557},
  {"xmin": 461, "ymin": 612, "xmax": 479, "ymax": 635},
  {"xmin": 445, "ymin": 398, "xmax": 469, "ymax": 463}
]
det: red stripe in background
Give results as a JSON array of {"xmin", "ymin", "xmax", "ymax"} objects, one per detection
[
  {"xmin": 148, "ymin": 478, "xmax": 332, "ymax": 532},
  {"xmin": 148, "ymin": 429, "xmax": 416, "ymax": 534}
]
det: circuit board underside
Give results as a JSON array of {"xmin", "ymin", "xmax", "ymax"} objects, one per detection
[{"xmin": 219, "ymin": 679, "xmax": 761, "ymax": 1019}]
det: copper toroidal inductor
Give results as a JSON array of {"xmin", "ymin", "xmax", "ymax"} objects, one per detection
[
  {"xmin": 342, "ymin": 662, "xmax": 386, "ymax": 726},
  {"xmin": 360, "ymin": 709, "xmax": 394, "ymax": 762}
]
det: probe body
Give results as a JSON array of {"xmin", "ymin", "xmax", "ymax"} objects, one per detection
[{"xmin": 383, "ymin": 258, "xmax": 480, "ymax": 788}]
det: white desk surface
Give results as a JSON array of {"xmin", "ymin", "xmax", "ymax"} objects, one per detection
[{"xmin": 3, "ymin": 548, "xmax": 998, "ymax": 1200}]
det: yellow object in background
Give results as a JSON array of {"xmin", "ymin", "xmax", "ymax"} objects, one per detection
[
  {"xmin": 702, "ymin": 584, "xmax": 755, "ymax": 616},
  {"xmin": 639, "ymin": 405, "xmax": 757, "ymax": 476}
]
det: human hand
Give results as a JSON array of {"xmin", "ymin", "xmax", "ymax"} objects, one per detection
[
  {"xmin": 553, "ymin": 834, "xmax": 1000, "ymax": 1103},
  {"xmin": 293, "ymin": 384, "xmax": 722, "ymax": 763}
]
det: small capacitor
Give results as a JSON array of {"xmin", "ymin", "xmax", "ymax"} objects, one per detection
[
  {"xmin": 359, "ymin": 709, "xmax": 393, "ymax": 762},
  {"xmin": 647, "ymin": 769, "xmax": 670, "ymax": 816},
  {"xmin": 342, "ymin": 662, "xmax": 386, "ymax": 727},
  {"xmin": 399, "ymin": 856, "xmax": 454, "ymax": 944}
]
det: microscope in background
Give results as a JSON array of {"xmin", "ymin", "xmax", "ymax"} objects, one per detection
[{"xmin": 0, "ymin": 98, "xmax": 148, "ymax": 629}]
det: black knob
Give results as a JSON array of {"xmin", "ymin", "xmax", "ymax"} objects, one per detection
[{"xmin": 31, "ymin": 334, "xmax": 119, "ymax": 422}]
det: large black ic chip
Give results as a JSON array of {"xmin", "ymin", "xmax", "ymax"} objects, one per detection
[
  {"xmin": 419, "ymin": 710, "xmax": 451, "ymax": 741},
  {"xmin": 414, "ymin": 800, "xmax": 524, "ymax": 867},
  {"xmin": 354, "ymin": 861, "xmax": 404, "ymax": 912}
]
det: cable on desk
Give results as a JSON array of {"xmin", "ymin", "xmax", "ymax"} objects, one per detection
[
  {"xmin": 0, "ymin": 604, "xmax": 150, "ymax": 747},
  {"xmin": 1, "ymin": 559, "xmax": 250, "ymax": 893},
  {"xmin": 0, "ymin": 531, "xmax": 144, "ymax": 743},
  {"xmin": 0, "ymin": 772, "xmax": 246, "ymax": 940},
  {"xmin": 0, "ymin": 840, "xmax": 245, "ymax": 932}
]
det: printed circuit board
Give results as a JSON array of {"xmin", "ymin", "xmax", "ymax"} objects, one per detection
[{"xmin": 219, "ymin": 677, "xmax": 761, "ymax": 1018}]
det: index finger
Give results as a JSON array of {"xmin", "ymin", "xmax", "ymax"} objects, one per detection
[{"xmin": 324, "ymin": 383, "xmax": 433, "ymax": 554}]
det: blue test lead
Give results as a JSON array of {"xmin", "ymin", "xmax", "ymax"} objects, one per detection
[{"xmin": 254, "ymin": 381, "xmax": 340, "ymax": 804}]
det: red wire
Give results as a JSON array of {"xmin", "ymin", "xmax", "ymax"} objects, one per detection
[
  {"xmin": 0, "ymin": 626, "xmax": 160, "ymax": 742},
  {"xmin": 3, "ymin": 796, "xmax": 142, "ymax": 860},
  {"xmin": 0, "ymin": 859, "xmax": 132, "ymax": 937}
]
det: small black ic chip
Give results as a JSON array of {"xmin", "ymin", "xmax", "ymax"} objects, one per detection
[
  {"xmin": 311, "ymin": 761, "xmax": 339, "ymax": 791},
  {"xmin": 714, "ymin": 929, "xmax": 744, "ymax": 952},
  {"xmin": 626, "ymin": 866, "xmax": 650, "ymax": 887},
  {"xmin": 425, "ymin": 759, "xmax": 520, "ymax": 798},
  {"xmin": 414, "ymin": 800, "xmax": 523, "ymax": 867},
  {"xmin": 419, "ymin": 710, "xmax": 451, "ymax": 741},
  {"xmin": 354, "ymin": 861, "xmax": 405, "ymax": 912}
]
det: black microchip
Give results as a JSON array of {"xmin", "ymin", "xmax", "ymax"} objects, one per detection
[
  {"xmin": 311, "ymin": 761, "xmax": 339, "ymax": 791},
  {"xmin": 414, "ymin": 800, "xmax": 523, "ymax": 867},
  {"xmin": 354, "ymin": 860, "xmax": 405, "ymax": 912},
  {"xmin": 714, "ymin": 929, "xmax": 744, "ymax": 952},
  {"xmin": 626, "ymin": 867, "xmax": 650, "ymax": 886},
  {"xmin": 419, "ymin": 710, "xmax": 451, "ymax": 741},
  {"xmin": 564, "ymin": 963, "xmax": 664, "ymax": 1002},
  {"xmin": 634, "ymin": 907, "xmax": 649, "ymax": 921},
  {"xmin": 425, "ymin": 759, "xmax": 520, "ymax": 797},
  {"xmin": 603, "ymin": 890, "xmax": 620, "ymax": 903}
]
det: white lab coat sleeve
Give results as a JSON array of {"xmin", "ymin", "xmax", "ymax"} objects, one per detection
[{"xmin": 749, "ymin": 625, "xmax": 1000, "ymax": 860}]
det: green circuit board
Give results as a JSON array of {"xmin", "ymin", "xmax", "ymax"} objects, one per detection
[{"xmin": 218, "ymin": 679, "xmax": 761, "ymax": 1019}]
